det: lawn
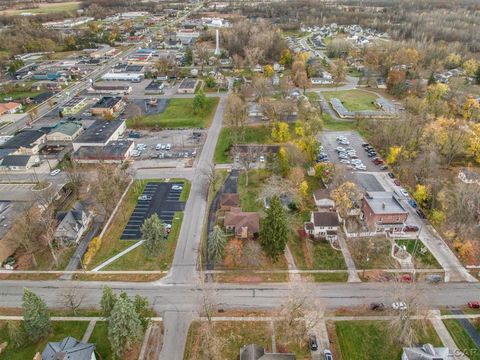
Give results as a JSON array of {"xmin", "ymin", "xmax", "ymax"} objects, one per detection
[
  {"xmin": 443, "ymin": 320, "xmax": 480, "ymax": 360},
  {"xmin": 214, "ymin": 125, "xmax": 271, "ymax": 163},
  {"xmin": 126, "ymin": 97, "xmax": 219, "ymax": 129},
  {"xmin": 184, "ymin": 321, "xmax": 310, "ymax": 360},
  {"xmin": 323, "ymin": 89, "xmax": 379, "ymax": 111},
  {"xmin": 87, "ymin": 179, "xmax": 190, "ymax": 270},
  {"xmin": 0, "ymin": 321, "xmax": 89, "ymax": 360},
  {"xmin": 395, "ymin": 239, "xmax": 441, "ymax": 269},
  {"xmin": 334, "ymin": 320, "xmax": 442, "ymax": 360},
  {"xmin": 347, "ymin": 236, "xmax": 396, "ymax": 269},
  {"xmin": 237, "ymin": 170, "xmax": 271, "ymax": 212},
  {"xmin": 301, "ymin": 272, "xmax": 349, "ymax": 282},
  {"xmin": 0, "ymin": 1, "xmax": 81, "ymax": 15},
  {"xmin": 0, "ymin": 89, "xmax": 42, "ymax": 101},
  {"xmin": 289, "ymin": 236, "xmax": 347, "ymax": 270}
]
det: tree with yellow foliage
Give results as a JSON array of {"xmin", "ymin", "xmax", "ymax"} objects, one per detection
[
  {"xmin": 331, "ymin": 182, "xmax": 362, "ymax": 220},
  {"xmin": 445, "ymin": 53, "xmax": 462, "ymax": 69},
  {"xmin": 263, "ymin": 64, "xmax": 274, "ymax": 78},
  {"xmin": 277, "ymin": 147, "xmax": 290, "ymax": 177},
  {"xmin": 462, "ymin": 96, "xmax": 480, "ymax": 120},
  {"xmin": 271, "ymin": 122, "xmax": 291, "ymax": 143},
  {"xmin": 463, "ymin": 59, "xmax": 479, "ymax": 77},
  {"xmin": 412, "ymin": 184, "xmax": 431, "ymax": 208},
  {"xmin": 386, "ymin": 146, "xmax": 403, "ymax": 166},
  {"xmin": 467, "ymin": 123, "xmax": 480, "ymax": 164},
  {"xmin": 299, "ymin": 181, "xmax": 309, "ymax": 199},
  {"xmin": 424, "ymin": 117, "xmax": 467, "ymax": 166}
]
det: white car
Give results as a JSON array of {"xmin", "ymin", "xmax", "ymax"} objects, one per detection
[
  {"xmin": 335, "ymin": 147, "xmax": 346, "ymax": 153},
  {"xmin": 171, "ymin": 185, "xmax": 183, "ymax": 191},
  {"xmin": 165, "ymin": 144, "xmax": 171, "ymax": 151},
  {"xmin": 323, "ymin": 349, "xmax": 333, "ymax": 360},
  {"xmin": 259, "ymin": 156, "xmax": 265, "ymax": 162},
  {"xmin": 340, "ymin": 159, "xmax": 350, "ymax": 164},
  {"xmin": 392, "ymin": 302, "xmax": 407, "ymax": 310},
  {"xmin": 399, "ymin": 188, "xmax": 409, "ymax": 197},
  {"xmin": 156, "ymin": 144, "xmax": 162, "ymax": 150},
  {"xmin": 355, "ymin": 164, "xmax": 367, "ymax": 171},
  {"xmin": 131, "ymin": 150, "xmax": 141, "ymax": 157},
  {"xmin": 351, "ymin": 159, "xmax": 362, "ymax": 165},
  {"xmin": 336, "ymin": 136, "xmax": 347, "ymax": 141},
  {"xmin": 50, "ymin": 169, "xmax": 61, "ymax": 176}
]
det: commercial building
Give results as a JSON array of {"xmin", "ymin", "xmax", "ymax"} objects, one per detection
[
  {"xmin": 61, "ymin": 97, "xmax": 87, "ymax": 115},
  {"xmin": 361, "ymin": 191, "xmax": 408, "ymax": 232},
  {"xmin": 0, "ymin": 130, "xmax": 46, "ymax": 155},
  {"xmin": 72, "ymin": 119, "xmax": 126, "ymax": 151},
  {"xmin": 89, "ymin": 83, "xmax": 132, "ymax": 95},
  {"xmin": 73, "ymin": 140, "xmax": 134, "ymax": 163},
  {"xmin": 177, "ymin": 78, "xmax": 199, "ymax": 94},
  {"xmin": 101, "ymin": 72, "xmax": 144, "ymax": 82},
  {"xmin": 0, "ymin": 154, "xmax": 39, "ymax": 171},
  {"xmin": 46, "ymin": 121, "xmax": 83, "ymax": 142},
  {"xmin": 90, "ymin": 96, "xmax": 124, "ymax": 117}
]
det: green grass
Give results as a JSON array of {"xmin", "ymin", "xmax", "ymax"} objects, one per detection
[
  {"xmin": 335, "ymin": 320, "xmax": 442, "ymax": 360},
  {"xmin": 214, "ymin": 125, "xmax": 271, "ymax": 163},
  {"xmin": 347, "ymin": 236, "xmax": 395, "ymax": 269},
  {"xmin": 348, "ymin": 68, "xmax": 364, "ymax": 77},
  {"xmin": 289, "ymin": 236, "xmax": 347, "ymax": 270},
  {"xmin": 323, "ymin": 89, "xmax": 379, "ymax": 111},
  {"xmin": 237, "ymin": 170, "xmax": 271, "ymax": 212},
  {"xmin": 0, "ymin": 89, "xmax": 42, "ymax": 101},
  {"xmin": 88, "ymin": 322, "xmax": 111, "ymax": 360},
  {"xmin": 444, "ymin": 320, "xmax": 480, "ymax": 360},
  {"xmin": 126, "ymin": 97, "xmax": 219, "ymax": 129},
  {"xmin": 0, "ymin": 1, "xmax": 80, "ymax": 15},
  {"xmin": 0, "ymin": 321, "xmax": 89, "ymax": 360},
  {"xmin": 395, "ymin": 239, "xmax": 441, "ymax": 269},
  {"xmin": 302, "ymin": 272, "xmax": 349, "ymax": 282}
]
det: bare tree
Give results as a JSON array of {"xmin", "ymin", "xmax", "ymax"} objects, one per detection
[
  {"xmin": 10, "ymin": 207, "xmax": 43, "ymax": 267},
  {"xmin": 241, "ymin": 241, "xmax": 262, "ymax": 267},
  {"xmin": 195, "ymin": 42, "xmax": 211, "ymax": 71},
  {"xmin": 224, "ymin": 94, "xmax": 247, "ymax": 143},
  {"xmin": 197, "ymin": 277, "xmax": 218, "ymax": 324},
  {"xmin": 235, "ymin": 145, "xmax": 258, "ymax": 187},
  {"xmin": 59, "ymin": 288, "xmax": 86, "ymax": 315}
]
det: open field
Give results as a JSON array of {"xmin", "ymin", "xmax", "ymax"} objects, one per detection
[
  {"xmin": 0, "ymin": 1, "xmax": 81, "ymax": 15},
  {"xmin": 323, "ymin": 89, "xmax": 379, "ymax": 111},
  {"xmin": 127, "ymin": 97, "xmax": 219, "ymax": 129},
  {"xmin": 332, "ymin": 320, "xmax": 442, "ymax": 360}
]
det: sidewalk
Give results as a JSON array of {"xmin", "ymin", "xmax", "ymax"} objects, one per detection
[
  {"xmin": 429, "ymin": 310, "xmax": 468, "ymax": 360},
  {"xmin": 337, "ymin": 234, "xmax": 361, "ymax": 283},
  {"xmin": 284, "ymin": 245, "xmax": 302, "ymax": 282}
]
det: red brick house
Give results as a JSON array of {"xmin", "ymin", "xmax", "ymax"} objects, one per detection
[{"xmin": 361, "ymin": 192, "xmax": 408, "ymax": 232}]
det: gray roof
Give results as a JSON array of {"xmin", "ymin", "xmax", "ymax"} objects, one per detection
[
  {"xmin": 73, "ymin": 140, "xmax": 133, "ymax": 160},
  {"xmin": 0, "ymin": 130, "xmax": 45, "ymax": 150},
  {"xmin": 313, "ymin": 211, "xmax": 339, "ymax": 227},
  {"xmin": 0, "ymin": 154, "xmax": 33, "ymax": 167},
  {"xmin": 74, "ymin": 120, "xmax": 124, "ymax": 144},
  {"xmin": 364, "ymin": 191, "xmax": 407, "ymax": 215},
  {"xmin": 92, "ymin": 96, "xmax": 122, "ymax": 109},
  {"xmin": 402, "ymin": 343, "xmax": 450, "ymax": 360},
  {"xmin": 42, "ymin": 336, "xmax": 95, "ymax": 360}
]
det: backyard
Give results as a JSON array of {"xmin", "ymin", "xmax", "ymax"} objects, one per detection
[
  {"xmin": 126, "ymin": 97, "xmax": 219, "ymax": 129},
  {"xmin": 332, "ymin": 320, "xmax": 442, "ymax": 360},
  {"xmin": 322, "ymin": 89, "xmax": 379, "ymax": 111}
]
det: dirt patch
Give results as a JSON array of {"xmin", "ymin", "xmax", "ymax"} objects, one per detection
[
  {"xmin": 72, "ymin": 273, "xmax": 165, "ymax": 282},
  {"xmin": 144, "ymin": 321, "xmax": 163, "ymax": 360}
]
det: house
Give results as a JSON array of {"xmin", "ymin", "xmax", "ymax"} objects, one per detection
[
  {"xmin": 177, "ymin": 78, "xmax": 198, "ymax": 94},
  {"xmin": 46, "ymin": 121, "xmax": 83, "ymax": 142},
  {"xmin": 90, "ymin": 96, "xmax": 124, "ymax": 117},
  {"xmin": 0, "ymin": 129, "xmax": 46, "ymax": 155},
  {"xmin": 220, "ymin": 193, "xmax": 240, "ymax": 211},
  {"xmin": 0, "ymin": 154, "xmax": 39, "ymax": 170},
  {"xmin": 73, "ymin": 119, "xmax": 126, "ymax": 151},
  {"xmin": 361, "ymin": 191, "xmax": 408, "ymax": 232},
  {"xmin": 313, "ymin": 189, "xmax": 335, "ymax": 210},
  {"xmin": 304, "ymin": 211, "xmax": 340, "ymax": 241},
  {"xmin": 458, "ymin": 168, "xmax": 480, "ymax": 185},
  {"xmin": 73, "ymin": 140, "xmax": 134, "ymax": 163},
  {"xmin": 401, "ymin": 343, "xmax": 451, "ymax": 360},
  {"xmin": 240, "ymin": 344, "xmax": 296, "ymax": 360},
  {"xmin": 376, "ymin": 78, "xmax": 387, "ymax": 89},
  {"xmin": 248, "ymin": 102, "xmax": 263, "ymax": 118},
  {"xmin": 54, "ymin": 202, "xmax": 92, "ymax": 246},
  {"xmin": 61, "ymin": 97, "xmax": 88, "ymax": 115},
  {"xmin": 224, "ymin": 207, "xmax": 260, "ymax": 239},
  {"xmin": 42, "ymin": 336, "xmax": 96, "ymax": 360},
  {"xmin": 0, "ymin": 102, "xmax": 22, "ymax": 115}
]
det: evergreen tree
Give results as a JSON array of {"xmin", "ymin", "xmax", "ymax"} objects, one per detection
[
  {"xmin": 141, "ymin": 214, "xmax": 166, "ymax": 258},
  {"xmin": 193, "ymin": 90, "xmax": 207, "ymax": 114},
  {"xmin": 259, "ymin": 195, "xmax": 289, "ymax": 262},
  {"xmin": 108, "ymin": 297, "xmax": 143, "ymax": 358},
  {"xmin": 100, "ymin": 286, "xmax": 117, "ymax": 318},
  {"xmin": 208, "ymin": 225, "xmax": 227, "ymax": 264},
  {"xmin": 133, "ymin": 294, "xmax": 152, "ymax": 331},
  {"xmin": 22, "ymin": 288, "xmax": 50, "ymax": 342},
  {"xmin": 475, "ymin": 66, "xmax": 480, "ymax": 84}
]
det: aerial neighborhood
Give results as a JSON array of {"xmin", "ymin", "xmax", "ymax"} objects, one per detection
[{"xmin": 0, "ymin": 0, "xmax": 478, "ymax": 359}]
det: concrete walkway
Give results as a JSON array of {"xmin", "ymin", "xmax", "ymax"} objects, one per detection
[
  {"xmin": 284, "ymin": 245, "xmax": 302, "ymax": 282},
  {"xmin": 91, "ymin": 240, "xmax": 145, "ymax": 272},
  {"xmin": 81, "ymin": 320, "xmax": 97, "ymax": 342},
  {"xmin": 429, "ymin": 310, "xmax": 469, "ymax": 360},
  {"xmin": 337, "ymin": 235, "xmax": 361, "ymax": 283}
]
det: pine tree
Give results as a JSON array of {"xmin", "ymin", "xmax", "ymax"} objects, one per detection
[
  {"xmin": 22, "ymin": 288, "xmax": 50, "ymax": 342},
  {"xmin": 208, "ymin": 225, "xmax": 227, "ymax": 264},
  {"xmin": 259, "ymin": 195, "xmax": 289, "ymax": 262},
  {"xmin": 108, "ymin": 296, "xmax": 143, "ymax": 358},
  {"xmin": 141, "ymin": 214, "xmax": 166, "ymax": 258},
  {"xmin": 133, "ymin": 294, "xmax": 152, "ymax": 331},
  {"xmin": 100, "ymin": 286, "xmax": 117, "ymax": 318}
]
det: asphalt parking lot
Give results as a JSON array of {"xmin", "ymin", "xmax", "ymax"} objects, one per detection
[
  {"xmin": 121, "ymin": 181, "xmax": 186, "ymax": 240},
  {"xmin": 126, "ymin": 98, "xmax": 169, "ymax": 116}
]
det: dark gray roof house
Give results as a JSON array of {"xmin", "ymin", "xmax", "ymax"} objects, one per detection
[
  {"xmin": 240, "ymin": 344, "xmax": 296, "ymax": 360},
  {"xmin": 55, "ymin": 202, "xmax": 92, "ymax": 245},
  {"xmin": 42, "ymin": 336, "xmax": 96, "ymax": 360}
]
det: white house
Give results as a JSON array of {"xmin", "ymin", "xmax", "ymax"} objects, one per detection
[
  {"xmin": 304, "ymin": 211, "xmax": 340, "ymax": 241},
  {"xmin": 313, "ymin": 189, "xmax": 335, "ymax": 210}
]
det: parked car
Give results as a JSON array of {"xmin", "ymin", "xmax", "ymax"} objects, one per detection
[
  {"xmin": 138, "ymin": 195, "xmax": 152, "ymax": 201},
  {"xmin": 370, "ymin": 302, "xmax": 385, "ymax": 311},
  {"xmin": 388, "ymin": 172, "xmax": 395, "ymax": 179},
  {"xmin": 467, "ymin": 301, "xmax": 480, "ymax": 309},
  {"xmin": 426, "ymin": 274, "xmax": 442, "ymax": 284},
  {"xmin": 392, "ymin": 302, "xmax": 407, "ymax": 310},
  {"xmin": 399, "ymin": 188, "xmax": 409, "ymax": 197},
  {"xmin": 373, "ymin": 159, "xmax": 384, "ymax": 165},
  {"xmin": 259, "ymin": 156, "xmax": 265, "ymax": 162},
  {"xmin": 380, "ymin": 165, "xmax": 388, "ymax": 170},
  {"xmin": 393, "ymin": 179, "xmax": 401, "ymax": 186},
  {"xmin": 362, "ymin": 143, "xmax": 370, "ymax": 147},
  {"xmin": 404, "ymin": 225, "xmax": 419, "ymax": 232},
  {"xmin": 156, "ymin": 144, "xmax": 162, "ymax": 151},
  {"xmin": 416, "ymin": 209, "xmax": 427, "ymax": 219},
  {"xmin": 166, "ymin": 143, "xmax": 172, "ymax": 151},
  {"xmin": 323, "ymin": 349, "xmax": 333, "ymax": 360},
  {"xmin": 408, "ymin": 199, "xmax": 418, "ymax": 208},
  {"xmin": 172, "ymin": 185, "xmax": 183, "ymax": 190},
  {"xmin": 50, "ymin": 169, "xmax": 61, "ymax": 176},
  {"xmin": 309, "ymin": 334, "xmax": 318, "ymax": 351},
  {"xmin": 399, "ymin": 274, "xmax": 413, "ymax": 283},
  {"xmin": 128, "ymin": 131, "xmax": 141, "ymax": 138}
]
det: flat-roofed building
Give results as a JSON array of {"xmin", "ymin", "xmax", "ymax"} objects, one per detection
[
  {"xmin": 46, "ymin": 121, "xmax": 83, "ymax": 142},
  {"xmin": 90, "ymin": 96, "xmax": 124, "ymax": 117},
  {"xmin": 177, "ymin": 78, "xmax": 199, "ymax": 94},
  {"xmin": 89, "ymin": 82, "xmax": 132, "ymax": 95},
  {"xmin": 61, "ymin": 97, "xmax": 87, "ymax": 115},
  {"xmin": 73, "ymin": 119, "xmax": 126, "ymax": 151},
  {"xmin": 361, "ymin": 191, "xmax": 408, "ymax": 232},
  {"xmin": 73, "ymin": 140, "xmax": 134, "ymax": 163}
]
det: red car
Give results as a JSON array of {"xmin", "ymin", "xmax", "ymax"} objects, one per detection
[
  {"xmin": 468, "ymin": 301, "xmax": 480, "ymax": 309},
  {"xmin": 394, "ymin": 179, "xmax": 401, "ymax": 186},
  {"xmin": 399, "ymin": 274, "xmax": 413, "ymax": 283},
  {"xmin": 404, "ymin": 225, "xmax": 419, "ymax": 232}
]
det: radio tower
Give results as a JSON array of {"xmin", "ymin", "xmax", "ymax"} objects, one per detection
[{"xmin": 214, "ymin": 29, "xmax": 221, "ymax": 56}]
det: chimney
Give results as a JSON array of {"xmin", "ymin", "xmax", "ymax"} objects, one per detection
[{"xmin": 382, "ymin": 202, "xmax": 385, "ymax": 209}]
